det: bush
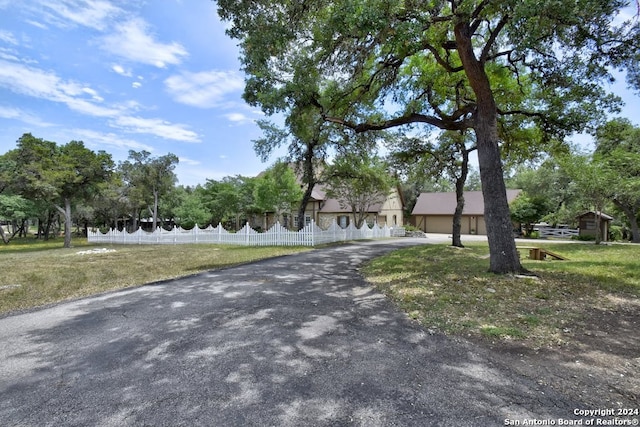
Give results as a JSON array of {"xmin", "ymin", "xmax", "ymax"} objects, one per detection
[
  {"xmin": 572, "ymin": 234, "xmax": 596, "ymax": 241},
  {"xmin": 609, "ymin": 225, "xmax": 623, "ymax": 242}
]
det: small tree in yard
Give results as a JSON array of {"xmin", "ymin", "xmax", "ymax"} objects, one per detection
[
  {"xmin": 254, "ymin": 162, "xmax": 303, "ymax": 229},
  {"xmin": 559, "ymin": 152, "xmax": 612, "ymax": 245},
  {"xmin": 323, "ymin": 153, "xmax": 395, "ymax": 228},
  {"xmin": 510, "ymin": 193, "xmax": 551, "ymax": 237}
]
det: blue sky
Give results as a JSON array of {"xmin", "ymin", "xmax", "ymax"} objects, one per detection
[
  {"xmin": 0, "ymin": 0, "xmax": 272, "ymax": 186},
  {"xmin": 0, "ymin": 1, "xmax": 638, "ymax": 186}
]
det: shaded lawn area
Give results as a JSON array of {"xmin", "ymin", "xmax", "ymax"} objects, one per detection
[
  {"xmin": 0, "ymin": 238, "xmax": 309, "ymax": 315},
  {"xmin": 362, "ymin": 242, "xmax": 640, "ymax": 347}
]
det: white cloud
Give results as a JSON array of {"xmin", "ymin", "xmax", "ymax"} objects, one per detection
[
  {"xmin": 0, "ymin": 60, "xmax": 200, "ymax": 143},
  {"xmin": 101, "ymin": 18, "xmax": 188, "ymax": 68},
  {"xmin": 37, "ymin": 0, "xmax": 123, "ymax": 31},
  {"xmin": 178, "ymin": 156, "xmax": 201, "ymax": 166},
  {"xmin": 132, "ymin": 81, "xmax": 142, "ymax": 89},
  {"xmin": 111, "ymin": 64, "xmax": 132, "ymax": 77},
  {"xmin": 0, "ymin": 105, "xmax": 54, "ymax": 127},
  {"xmin": 224, "ymin": 112, "xmax": 253, "ymax": 124},
  {"xmin": 25, "ymin": 19, "xmax": 48, "ymax": 30},
  {"xmin": 71, "ymin": 128, "xmax": 154, "ymax": 151},
  {"xmin": 0, "ymin": 30, "xmax": 17, "ymax": 45},
  {"xmin": 112, "ymin": 116, "xmax": 200, "ymax": 143},
  {"xmin": 164, "ymin": 70, "xmax": 244, "ymax": 108},
  {"xmin": 0, "ymin": 59, "xmax": 118, "ymax": 117}
]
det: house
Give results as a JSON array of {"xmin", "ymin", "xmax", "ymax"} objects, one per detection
[
  {"xmin": 577, "ymin": 211, "xmax": 613, "ymax": 242},
  {"xmin": 300, "ymin": 183, "xmax": 405, "ymax": 229},
  {"xmin": 257, "ymin": 183, "xmax": 405, "ymax": 230},
  {"xmin": 257, "ymin": 177, "xmax": 405, "ymax": 230},
  {"xmin": 252, "ymin": 160, "xmax": 405, "ymax": 230},
  {"xmin": 409, "ymin": 190, "xmax": 521, "ymax": 235}
]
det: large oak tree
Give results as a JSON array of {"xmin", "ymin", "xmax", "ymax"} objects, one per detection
[
  {"xmin": 9, "ymin": 134, "xmax": 113, "ymax": 248},
  {"xmin": 218, "ymin": 0, "xmax": 638, "ymax": 273}
]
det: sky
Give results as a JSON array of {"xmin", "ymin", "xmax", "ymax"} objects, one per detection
[{"xmin": 0, "ymin": 1, "xmax": 639, "ymax": 187}]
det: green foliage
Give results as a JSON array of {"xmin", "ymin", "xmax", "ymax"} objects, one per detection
[
  {"xmin": 608, "ymin": 224, "xmax": 623, "ymax": 242},
  {"xmin": 253, "ymin": 162, "xmax": 303, "ymax": 219},
  {"xmin": 173, "ymin": 192, "xmax": 211, "ymax": 229},
  {"xmin": 5, "ymin": 134, "xmax": 114, "ymax": 247},
  {"xmin": 323, "ymin": 153, "xmax": 395, "ymax": 227},
  {"xmin": 0, "ymin": 195, "xmax": 34, "ymax": 221},
  {"xmin": 120, "ymin": 150, "xmax": 179, "ymax": 229},
  {"xmin": 593, "ymin": 119, "xmax": 640, "ymax": 242},
  {"xmin": 200, "ymin": 175, "xmax": 257, "ymax": 228},
  {"xmin": 510, "ymin": 193, "xmax": 551, "ymax": 236}
]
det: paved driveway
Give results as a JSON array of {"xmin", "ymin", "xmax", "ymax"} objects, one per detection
[{"xmin": 0, "ymin": 239, "xmax": 579, "ymax": 426}]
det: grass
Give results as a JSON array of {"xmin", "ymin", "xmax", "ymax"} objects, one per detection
[
  {"xmin": 362, "ymin": 242, "xmax": 640, "ymax": 347},
  {"xmin": 0, "ymin": 237, "xmax": 309, "ymax": 315}
]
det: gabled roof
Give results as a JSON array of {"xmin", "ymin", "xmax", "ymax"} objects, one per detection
[
  {"xmin": 578, "ymin": 211, "xmax": 614, "ymax": 221},
  {"xmin": 411, "ymin": 190, "xmax": 522, "ymax": 216},
  {"xmin": 318, "ymin": 198, "xmax": 383, "ymax": 214}
]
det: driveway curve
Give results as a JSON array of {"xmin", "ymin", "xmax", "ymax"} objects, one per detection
[{"xmin": 1, "ymin": 238, "xmax": 580, "ymax": 426}]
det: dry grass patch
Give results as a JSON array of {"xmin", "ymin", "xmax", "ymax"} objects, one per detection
[
  {"xmin": 362, "ymin": 242, "xmax": 640, "ymax": 348},
  {"xmin": 0, "ymin": 238, "xmax": 308, "ymax": 315}
]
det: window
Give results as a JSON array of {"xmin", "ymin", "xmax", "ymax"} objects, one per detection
[
  {"xmin": 338, "ymin": 215, "xmax": 349, "ymax": 229},
  {"xmin": 294, "ymin": 214, "xmax": 312, "ymax": 228}
]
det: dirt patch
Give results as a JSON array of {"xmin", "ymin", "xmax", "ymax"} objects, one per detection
[{"xmin": 473, "ymin": 295, "xmax": 639, "ymax": 408}]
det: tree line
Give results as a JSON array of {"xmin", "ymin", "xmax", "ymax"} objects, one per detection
[
  {"xmin": 1, "ymin": 118, "xmax": 638, "ymax": 249},
  {"xmin": 0, "ymin": 133, "xmax": 397, "ymax": 247}
]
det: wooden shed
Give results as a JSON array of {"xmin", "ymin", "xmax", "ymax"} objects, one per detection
[{"xmin": 577, "ymin": 211, "xmax": 613, "ymax": 242}]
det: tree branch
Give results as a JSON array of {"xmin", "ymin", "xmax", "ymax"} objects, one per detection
[
  {"xmin": 323, "ymin": 112, "xmax": 471, "ymax": 133},
  {"xmin": 480, "ymin": 15, "xmax": 510, "ymax": 64}
]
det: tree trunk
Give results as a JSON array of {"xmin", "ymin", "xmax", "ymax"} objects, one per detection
[
  {"xmin": 0, "ymin": 224, "xmax": 8, "ymax": 244},
  {"xmin": 296, "ymin": 142, "xmax": 320, "ymax": 231},
  {"xmin": 614, "ymin": 200, "xmax": 640, "ymax": 243},
  {"xmin": 55, "ymin": 198, "xmax": 73, "ymax": 248},
  {"xmin": 153, "ymin": 189, "xmax": 159, "ymax": 231},
  {"xmin": 594, "ymin": 209, "xmax": 603, "ymax": 245},
  {"xmin": 44, "ymin": 211, "xmax": 54, "ymax": 241},
  {"xmin": 452, "ymin": 149, "xmax": 469, "ymax": 248},
  {"xmin": 455, "ymin": 22, "xmax": 524, "ymax": 274}
]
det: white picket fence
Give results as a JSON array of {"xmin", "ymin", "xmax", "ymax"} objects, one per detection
[{"xmin": 87, "ymin": 220, "xmax": 405, "ymax": 246}]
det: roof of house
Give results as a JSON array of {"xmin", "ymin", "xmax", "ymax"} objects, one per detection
[
  {"xmin": 411, "ymin": 190, "xmax": 522, "ymax": 216},
  {"xmin": 578, "ymin": 211, "xmax": 614, "ymax": 221},
  {"xmin": 318, "ymin": 198, "xmax": 383, "ymax": 214}
]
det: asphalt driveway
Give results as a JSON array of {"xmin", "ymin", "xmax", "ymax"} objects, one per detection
[{"xmin": 0, "ymin": 239, "xmax": 581, "ymax": 426}]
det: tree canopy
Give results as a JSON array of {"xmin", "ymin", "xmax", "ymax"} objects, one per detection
[
  {"xmin": 594, "ymin": 118, "xmax": 640, "ymax": 242},
  {"xmin": 323, "ymin": 153, "xmax": 396, "ymax": 228},
  {"xmin": 217, "ymin": 0, "xmax": 639, "ymax": 273},
  {"xmin": 6, "ymin": 134, "xmax": 113, "ymax": 247},
  {"xmin": 120, "ymin": 150, "xmax": 179, "ymax": 231}
]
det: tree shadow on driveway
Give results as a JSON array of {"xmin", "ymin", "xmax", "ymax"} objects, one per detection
[{"xmin": 0, "ymin": 240, "xmax": 582, "ymax": 426}]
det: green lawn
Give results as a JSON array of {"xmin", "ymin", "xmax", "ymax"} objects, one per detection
[
  {"xmin": 362, "ymin": 242, "xmax": 640, "ymax": 347},
  {"xmin": 0, "ymin": 238, "xmax": 309, "ymax": 315}
]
